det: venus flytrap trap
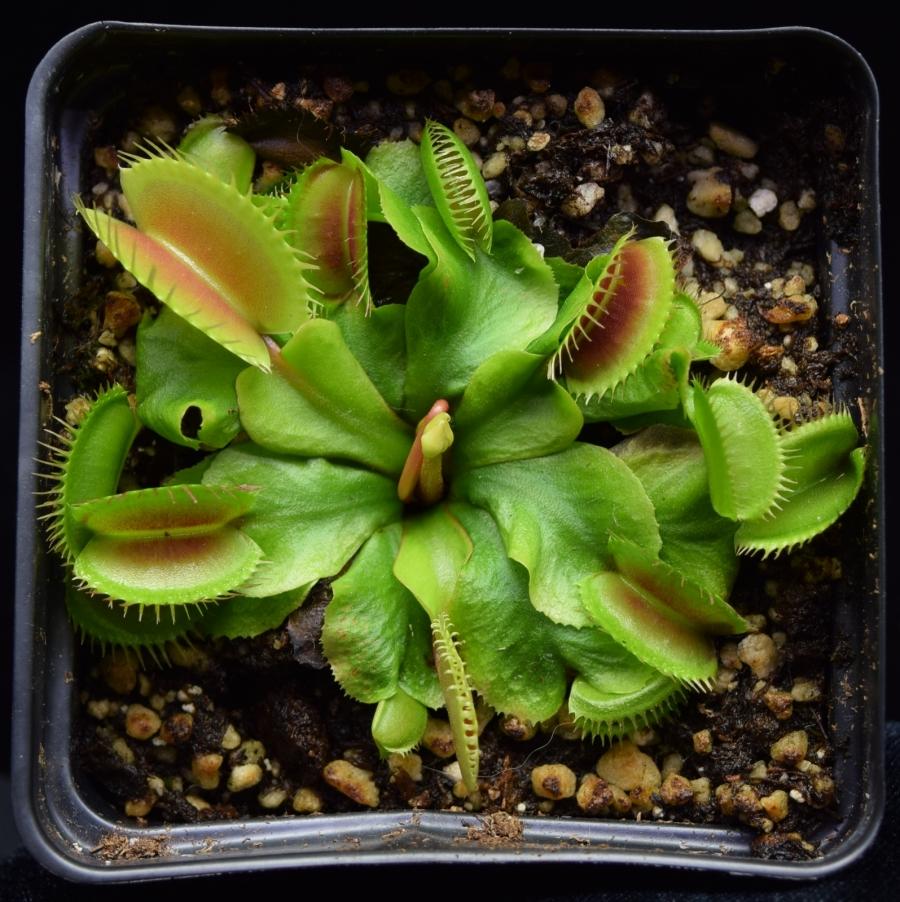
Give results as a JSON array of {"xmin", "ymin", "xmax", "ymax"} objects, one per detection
[{"xmin": 44, "ymin": 116, "xmax": 868, "ymax": 802}]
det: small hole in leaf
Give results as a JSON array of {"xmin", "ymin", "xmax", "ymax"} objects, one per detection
[
  {"xmin": 368, "ymin": 222, "xmax": 428, "ymax": 305},
  {"xmin": 180, "ymin": 406, "xmax": 203, "ymax": 440}
]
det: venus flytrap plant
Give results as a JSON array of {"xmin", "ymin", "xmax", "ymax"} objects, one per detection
[{"xmin": 45, "ymin": 117, "xmax": 868, "ymax": 799}]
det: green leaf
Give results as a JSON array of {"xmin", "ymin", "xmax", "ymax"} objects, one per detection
[
  {"xmin": 393, "ymin": 506, "xmax": 473, "ymax": 619},
  {"xmin": 366, "ymin": 139, "xmax": 433, "ymax": 208},
  {"xmin": 323, "ymin": 525, "xmax": 437, "ymax": 705},
  {"xmin": 197, "ymin": 582, "xmax": 314, "ymax": 639},
  {"xmin": 236, "ymin": 319, "xmax": 413, "ymax": 476},
  {"xmin": 608, "ymin": 536, "xmax": 747, "ymax": 634},
  {"xmin": 431, "ymin": 610, "xmax": 480, "ymax": 793},
  {"xmin": 283, "ymin": 159, "xmax": 371, "ymax": 309},
  {"xmin": 452, "ymin": 350, "xmax": 584, "ymax": 471},
  {"xmin": 736, "ymin": 412, "xmax": 866, "ymax": 557},
  {"xmin": 421, "ymin": 120, "xmax": 492, "ymax": 259},
  {"xmin": 74, "ymin": 527, "xmax": 262, "ymax": 607},
  {"xmin": 404, "ymin": 213, "xmax": 558, "ymax": 416},
  {"xmin": 568, "ymin": 670, "xmax": 683, "ymax": 740},
  {"xmin": 580, "ymin": 571, "xmax": 717, "ymax": 686},
  {"xmin": 41, "ymin": 385, "xmax": 141, "ymax": 562},
  {"xmin": 178, "ymin": 116, "xmax": 256, "ymax": 192},
  {"xmin": 578, "ymin": 348, "xmax": 690, "ymax": 423},
  {"xmin": 448, "ymin": 504, "xmax": 568, "ymax": 723},
  {"xmin": 455, "ymin": 444, "xmax": 661, "ymax": 626},
  {"xmin": 65, "ymin": 582, "xmax": 196, "ymax": 650},
  {"xmin": 120, "ymin": 153, "xmax": 311, "ymax": 335},
  {"xmin": 537, "ymin": 236, "xmax": 675, "ymax": 400},
  {"xmin": 72, "ymin": 483, "xmax": 257, "ymax": 538},
  {"xmin": 613, "ymin": 426, "xmax": 739, "ymax": 598},
  {"xmin": 372, "ymin": 689, "xmax": 429, "ymax": 756},
  {"xmin": 136, "ymin": 308, "xmax": 245, "ymax": 450},
  {"xmin": 545, "ymin": 256, "xmax": 585, "ymax": 304},
  {"xmin": 689, "ymin": 377, "xmax": 787, "ymax": 521},
  {"xmin": 204, "ymin": 444, "xmax": 402, "ymax": 597},
  {"xmin": 332, "ymin": 301, "xmax": 407, "ymax": 412}
]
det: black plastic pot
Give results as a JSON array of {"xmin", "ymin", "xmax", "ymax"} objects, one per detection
[{"xmin": 16, "ymin": 23, "xmax": 884, "ymax": 882}]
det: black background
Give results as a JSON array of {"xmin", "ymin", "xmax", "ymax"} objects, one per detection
[{"xmin": 7, "ymin": 10, "xmax": 897, "ymax": 898}]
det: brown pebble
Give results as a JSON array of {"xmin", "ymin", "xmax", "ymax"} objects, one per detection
[
  {"xmin": 323, "ymin": 75, "xmax": 354, "ymax": 103},
  {"xmin": 738, "ymin": 633, "xmax": 779, "ymax": 679},
  {"xmin": 660, "ymin": 773, "xmax": 694, "ymax": 807},
  {"xmin": 99, "ymin": 652, "xmax": 137, "ymax": 695},
  {"xmin": 421, "ymin": 718, "xmax": 455, "ymax": 758},
  {"xmin": 576, "ymin": 774, "xmax": 613, "ymax": 815},
  {"xmin": 292, "ymin": 787, "xmax": 323, "ymax": 813},
  {"xmin": 762, "ymin": 688, "xmax": 793, "ymax": 721},
  {"xmin": 574, "ymin": 87, "xmax": 605, "ymax": 129},
  {"xmin": 500, "ymin": 714, "xmax": 536, "ymax": 741},
  {"xmin": 103, "ymin": 292, "xmax": 142, "ymax": 338},
  {"xmin": 160, "ymin": 712, "xmax": 194, "ymax": 745},
  {"xmin": 693, "ymin": 729, "xmax": 713, "ymax": 755},
  {"xmin": 771, "ymin": 730, "xmax": 809, "ymax": 767},
  {"xmin": 531, "ymin": 764, "xmax": 577, "ymax": 800},
  {"xmin": 386, "ymin": 70, "xmax": 430, "ymax": 96},
  {"xmin": 452, "ymin": 117, "xmax": 480, "ymax": 147},
  {"xmin": 706, "ymin": 318, "xmax": 752, "ymax": 371},
  {"xmin": 458, "ymin": 89, "xmax": 496, "ymax": 122}
]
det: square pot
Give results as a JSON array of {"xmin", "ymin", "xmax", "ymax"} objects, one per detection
[{"xmin": 15, "ymin": 23, "xmax": 884, "ymax": 882}]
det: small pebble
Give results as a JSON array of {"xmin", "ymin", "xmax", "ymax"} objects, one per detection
[
  {"xmin": 778, "ymin": 201, "xmax": 802, "ymax": 231},
  {"xmin": 709, "ymin": 122, "xmax": 758, "ymax": 159},
  {"xmin": 576, "ymin": 774, "xmax": 613, "ymax": 815},
  {"xmin": 500, "ymin": 714, "xmax": 536, "ymax": 741},
  {"xmin": 687, "ymin": 174, "xmax": 732, "ymax": 218},
  {"xmin": 574, "ymin": 87, "xmax": 605, "ymax": 129},
  {"xmin": 292, "ymin": 787, "xmax": 323, "ymax": 814},
  {"xmin": 421, "ymin": 718, "xmax": 455, "ymax": 758},
  {"xmin": 192, "ymin": 753, "xmax": 223, "ymax": 790},
  {"xmin": 691, "ymin": 778, "xmax": 712, "ymax": 804},
  {"xmin": 125, "ymin": 796, "xmax": 155, "ymax": 818},
  {"xmin": 771, "ymin": 730, "xmax": 809, "ymax": 767},
  {"xmin": 749, "ymin": 188, "xmax": 778, "ymax": 217},
  {"xmin": 258, "ymin": 788, "xmax": 288, "ymax": 809},
  {"xmin": 227, "ymin": 763, "xmax": 263, "ymax": 793},
  {"xmin": 692, "ymin": 228, "xmax": 724, "ymax": 263},
  {"xmin": 595, "ymin": 740, "xmax": 661, "ymax": 792},
  {"xmin": 323, "ymin": 760, "xmax": 380, "ymax": 808},
  {"xmin": 693, "ymin": 730, "xmax": 713, "ymax": 755},
  {"xmin": 652, "ymin": 203, "xmax": 679, "ymax": 235},
  {"xmin": 386, "ymin": 70, "xmax": 430, "ymax": 96},
  {"xmin": 562, "ymin": 182, "xmax": 604, "ymax": 219},
  {"xmin": 95, "ymin": 240, "xmax": 117, "ymax": 268},
  {"xmin": 388, "ymin": 753, "xmax": 423, "ymax": 782},
  {"xmin": 458, "ymin": 89, "xmax": 496, "ymax": 122},
  {"xmin": 660, "ymin": 773, "xmax": 694, "ymax": 807},
  {"xmin": 527, "ymin": 132, "xmax": 551, "ymax": 152},
  {"xmin": 531, "ymin": 764, "xmax": 577, "ymax": 800},
  {"xmin": 763, "ymin": 688, "xmax": 794, "ymax": 721},
  {"xmin": 125, "ymin": 704, "xmax": 161, "ymax": 741},
  {"xmin": 791, "ymin": 678, "xmax": 822, "ymax": 703},
  {"xmin": 452, "ymin": 117, "xmax": 480, "ymax": 147},
  {"xmin": 481, "ymin": 152, "xmax": 508, "ymax": 179},
  {"xmin": 772, "ymin": 396, "xmax": 800, "ymax": 420},
  {"xmin": 733, "ymin": 210, "xmax": 763, "ymax": 235},
  {"xmin": 706, "ymin": 318, "xmax": 752, "ymax": 371},
  {"xmin": 100, "ymin": 652, "xmax": 137, "ymax": 694},
  {"xmin": 798, "ymin": 189, "xmax": 817, "ymax": 211},
  {"xmin": 738, "ymin": 633, "xmax": 778, "ymax": 679}
]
